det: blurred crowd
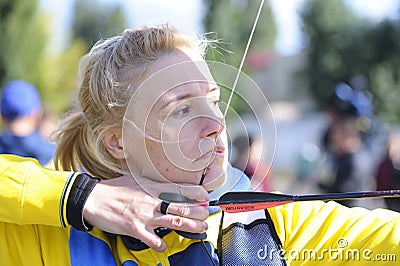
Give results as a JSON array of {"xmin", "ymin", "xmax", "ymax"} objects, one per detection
[
  {"xmin": 295, "ymin": 82, "xmax": 400, "ymax": 210},
  {"xmin": 230, "ymin": 81, "xmax": 400, "ymax": 211},
  {"xmin": 316, "ymin": 83, "xmax": 380, "ymax": 208},
  {"xmin": 0, "ymin": 80, "xmax": 57, "ymax": 167}
]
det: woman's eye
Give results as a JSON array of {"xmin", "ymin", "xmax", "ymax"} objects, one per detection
[
  {"xmin": 173, "ymin": 105, "xmax": 190, "ymax": 117},
  {"xmin": 208, "ymin": 98, "xmax": 220, "ymax": 107},
  {"xmin": 210, "ymin": 99, "xmax": 223, "ymax": 117}
]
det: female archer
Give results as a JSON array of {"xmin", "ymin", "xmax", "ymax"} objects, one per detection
[{"xmin": 1, "ymin": 24, "xmax": 399, "ymax": 265}]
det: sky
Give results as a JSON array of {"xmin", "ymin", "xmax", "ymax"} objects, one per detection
[{"xmin": 40, "ymin": 0, "xmax": 399, "ymax": 56}]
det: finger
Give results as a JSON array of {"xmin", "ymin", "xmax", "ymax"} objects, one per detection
[
  {"xmin": 155, "ymin": 182, "xmax": 209, "ymax": 202},
  {"xmin": 137, "ymin": 229, "xmax": 167, "ymax": 252},
  {"xmin": 155, "ymin": 213, "xmax": 208, "ymax": 234},
  {"xmin": 166, "ymin": 203, "xmax": 209, "ymax": 221},
  {"xmin": 177, "ymin": 184, "xmax": 209, "ymax": 202}
]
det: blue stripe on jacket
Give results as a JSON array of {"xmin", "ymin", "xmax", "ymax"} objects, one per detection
[{"xmin": 70, "ymin": 228, "xmax": 118, "ymax": 265}]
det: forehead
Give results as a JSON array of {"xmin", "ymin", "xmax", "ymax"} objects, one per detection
[
  {"xmin": 136, "ymin": 50, "xmax": 213, "ymax": 103},
  {"xmin": 125, "ymin": 49, "xmax": 216, "ymax": 124}
]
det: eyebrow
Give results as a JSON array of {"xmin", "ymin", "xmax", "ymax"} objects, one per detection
[
  {"xmin": 159, "ymin": 86, "xmax": 220, "ymax": 111},
  {"xmin": 159, "ymin": 92, "xmax": 193, "ymax": 111}
]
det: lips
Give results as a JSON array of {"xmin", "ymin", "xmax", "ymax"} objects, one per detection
[
  {"xmin": 215, "ymin": 146, "xmax": 225, "ymax": 155},
  {"xmin": 194, "ymin": 145, "xmax": 225, "ymax": 162}
]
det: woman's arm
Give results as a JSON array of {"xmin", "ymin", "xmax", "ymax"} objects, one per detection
[
  {"xmin": 0, "ymin": 154, "xmax": 209, "ymax": 252},
  {"xmin": 0, "ymin": 154, "xmax": 72, "ymax": 226}
]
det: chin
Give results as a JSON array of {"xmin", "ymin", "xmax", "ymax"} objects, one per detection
[{"xmin": 201, "ymin": 164, "xmax": 227, "ymax": 191}]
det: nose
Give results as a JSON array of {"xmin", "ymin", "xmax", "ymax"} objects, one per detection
[
  {"xmin": 199, "ymin": 96, "xmax": 225, "ymax": 135},
  {"xmin": 197, "ymin": 115, "xmax": 224, "ymax": 159},
  {"xmin": 199, "ymin": 114, "xmax": 225, "ymax": 139}
]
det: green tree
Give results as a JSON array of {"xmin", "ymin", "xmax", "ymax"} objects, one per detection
[
  {"xmin": 300, "ymin": 0, "xmax": 365, "ymax": 107},
  {"xmin": 0, "ymin": 0, "xmax": 77, "ymax": 115},
  {"xmin": 203, "ymin": 0, "xmax": 276, "ymax": 66},
  {"xmin": 0, "ymin": 0, "xmax": 128, "ymax": 115},
  {"xmin": 300, "ymin": 0, "xmax": 400, "ymax": 122},
  {"xmin": 41, "ymin": 0, "xmax": 128, "ymax": 114},
  {"xmin": 203, "ymin": 0, "xmax": 277, "ymax": 115},
  {"xmin": 365, "ymin": 20, "xmax": 400, "ymax": 123},
  {"xmin": 72, "ymin": 0, "xmax": 127, "ymax": 50},
  {"xmin": 0, "ymin": 0, "xmax": 49, "ymax": 85},
  {"xmin": 37, "ymin": 40, "xmax": 87, "ymax": 114}
]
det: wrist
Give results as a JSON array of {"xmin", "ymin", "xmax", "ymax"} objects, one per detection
[
  {"xmin": 66, "ymin": 173, "xmax": 100, "ymax": 231},
  {"xmin": 82, "ymin": 181, "xmax": 102, "ymax": 228}
]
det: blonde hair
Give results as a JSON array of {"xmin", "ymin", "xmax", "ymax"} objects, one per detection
[{"xmin": 53, "ymin": 24, "xmax": 207, "ymax": 179}]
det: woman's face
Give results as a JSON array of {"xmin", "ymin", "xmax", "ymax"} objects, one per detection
[{"xmin": 124, "ymin": 48, "xmax": 228, "ymax": 191}]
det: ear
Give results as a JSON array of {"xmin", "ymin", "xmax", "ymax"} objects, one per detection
[{"xmin": 101, "ymin": 127, "xmax": 125, "ymax": 159}]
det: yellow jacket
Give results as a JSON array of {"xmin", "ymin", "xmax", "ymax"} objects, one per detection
[
  {"xmin": 0, "ymin": 154, "xmax": 399, "ymax": 265},
  {"xmin": 0, "ymin": 154, "xmax": 74, "ymax": 227}
]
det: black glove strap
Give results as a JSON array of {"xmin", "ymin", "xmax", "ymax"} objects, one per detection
[{"xmin": 66, "ymin": 173, "xmax": 100, "ymax": 231}]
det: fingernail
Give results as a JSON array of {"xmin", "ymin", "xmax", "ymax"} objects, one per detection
[{"xmin": 204, "ymin": 222, "xmax": 208, "ymax": 230}]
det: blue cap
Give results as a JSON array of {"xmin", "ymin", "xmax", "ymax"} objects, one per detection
[
  {"xmin": 333, "ymin": 82, "xmax": 373, "ymax": 117},
  {"xmin": 1, "ymin": 80, "xmax": 42, "ymax": 121}
]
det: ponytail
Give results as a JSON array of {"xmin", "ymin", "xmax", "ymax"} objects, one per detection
[{"xmin": 53, "ymin": 111, "xmax": 125, "ymax": 178}]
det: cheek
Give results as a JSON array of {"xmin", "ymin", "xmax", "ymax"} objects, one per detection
[
  {"xmin": 146, "ymin": 140, "xmax": 168, "ymax": 164},
  {"xmin": 144, "ymin": 138, "xmax": 205, "ymax": 185},
  {"xmin": 176, "ymin": 123, "xmax": 201, "ymax": 158},
  {"xmin": 178, "ymin": 138, "xmax": 199, "ymax": 160},
  {"xmin": 145, "ymin": 139, "xmax": 191, "ymax": 176}
]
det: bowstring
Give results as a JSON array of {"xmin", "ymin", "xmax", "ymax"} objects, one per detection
[
  {"xmin": 199, "ymin": 2, "xmax": 265, "ymax": 264},
  {"xmin": 199, "ymin": 0, "xmax": 265, "ymax": 186}
]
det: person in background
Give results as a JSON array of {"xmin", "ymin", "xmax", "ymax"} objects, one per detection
[
  {"xmin": 319, "ymin": 116, "xmax": 374, "ymax": 207},
  {"xmin": 39, "ymin": 109, "xmax": 59, "ymax": 141},
  {"xmin": 375, "ymin": 130, "xmax": 400, "ymax": 211},
  {"xmin": 0, "ymin": 80, "xmax": 55, "ymax": 166},
  {"xmin": 231, "ymin": 134, "xmax": 271, "ymax": 191},
  {"xmin": 320, "ymin": 82, "xmax": 374, "ymax": 153}
]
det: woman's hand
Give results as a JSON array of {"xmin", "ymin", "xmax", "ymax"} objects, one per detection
[{"xmin": 83, "ymin": 175, "xmax": 209, "ymax": 252}]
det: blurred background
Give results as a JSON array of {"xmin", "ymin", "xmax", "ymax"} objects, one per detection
[{"xmin": 2, "ymin": 0, "xmax": 400, "ymax": 209}]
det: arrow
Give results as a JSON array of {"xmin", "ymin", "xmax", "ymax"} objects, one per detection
[{"xmin": 208, "ymin": 190, "xmax": 400, "ymax": 213}]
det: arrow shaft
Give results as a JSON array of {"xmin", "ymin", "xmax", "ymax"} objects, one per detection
[
  {"xmin": 209, "ymin": 190, "xmax": 400, "ymax": 213},
  {"xmin": 296, "ymin": 190, "xmax": 400, "ymax": 202}
]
